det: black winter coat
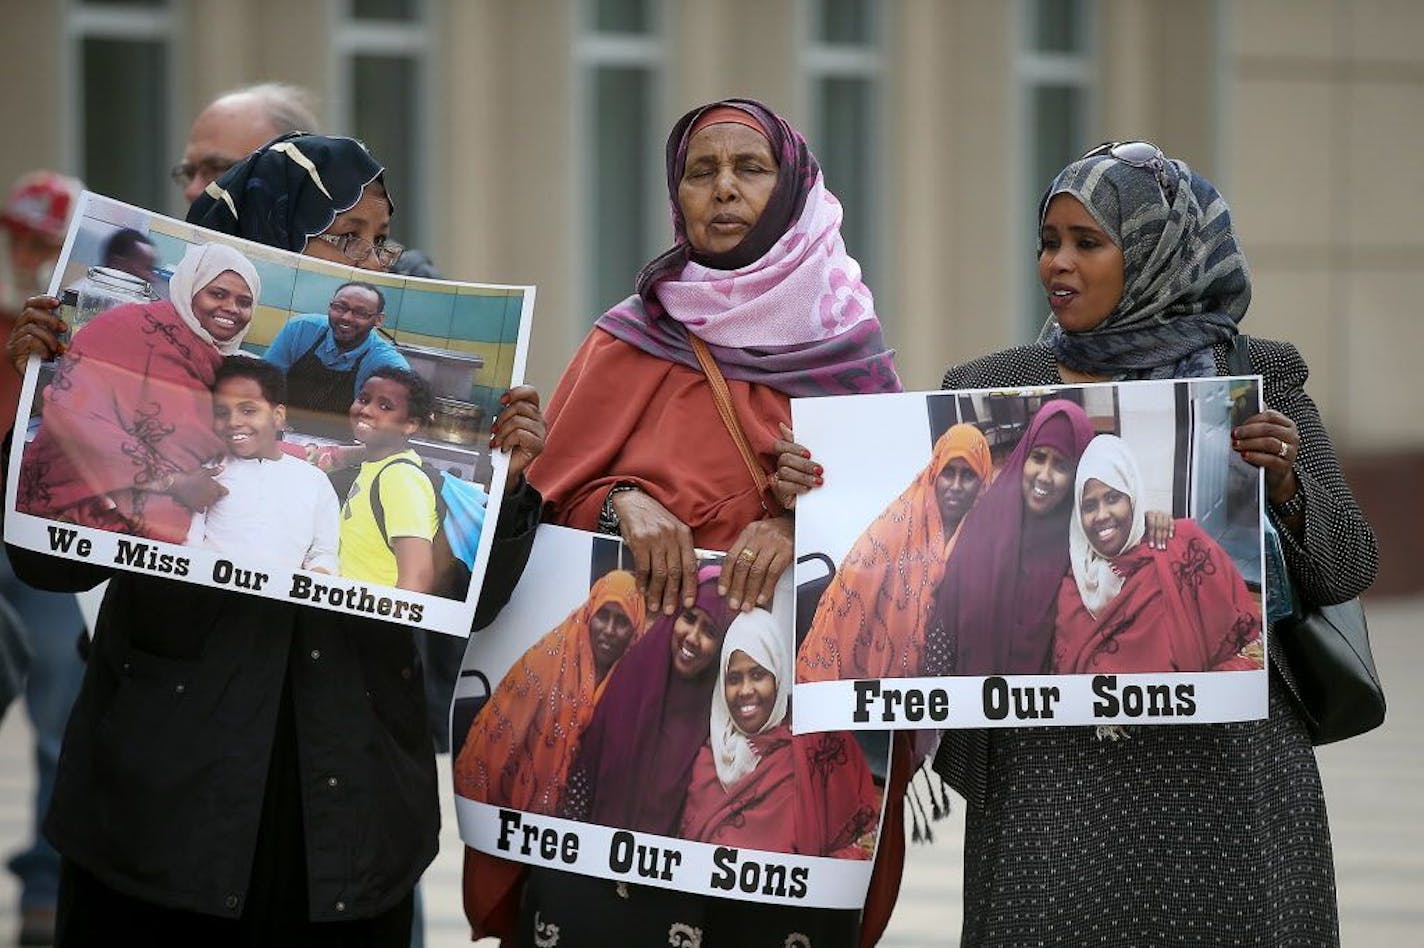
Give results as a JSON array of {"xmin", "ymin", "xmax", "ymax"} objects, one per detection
[{"xmin": 7, "ymin": 472, "xmax": 539, "ymax": 922}]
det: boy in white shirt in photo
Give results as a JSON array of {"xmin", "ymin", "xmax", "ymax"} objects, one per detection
[{"xmin": 186, "ymin": 357, "xmax": 340, "ymax": 572}]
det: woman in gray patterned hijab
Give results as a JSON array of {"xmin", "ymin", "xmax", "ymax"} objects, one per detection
[
  {"xmin": 933, "ymin": 143, "xmax": 1378, "ymax": 947},
  {"xmin": 1038, "ymin": 144, "xmax": 1250, "ymax": 380}
]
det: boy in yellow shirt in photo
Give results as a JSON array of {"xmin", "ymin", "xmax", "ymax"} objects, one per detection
[{"xmin": 338, "ymin": 367, "xmax": 439, "ymax": 593}]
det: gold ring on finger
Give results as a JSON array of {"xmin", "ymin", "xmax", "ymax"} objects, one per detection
[
  {"xmin": 1277, "ymin": 438, "xmax": 1289, "ymax": 458},
  {"xmin": 737, "ymin": 548, "xmax": 757, "ymax": 565}
]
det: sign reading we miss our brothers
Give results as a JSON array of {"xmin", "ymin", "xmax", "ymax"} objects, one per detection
[
  {"xmin": 4, "ymin": 192, "xmax": 534, "ymax": 637},
  {"xmin": 791, "ymin": 381, "xmax": 1271, "ymax": 733},
  {"xmin": 451, "ymin": 525, "xmax": 891, "ymax": 908}
]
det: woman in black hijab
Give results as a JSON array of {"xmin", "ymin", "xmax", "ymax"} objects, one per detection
[{"xmin": 5, "ymin": 133, "xmax": 543, "ymax": 947}]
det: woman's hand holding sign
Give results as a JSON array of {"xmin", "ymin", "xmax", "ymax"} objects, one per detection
[
  {"xmin": 770, "ymin": 422, "xmax": 822, "ymax": 510},
  {"xmin": 721, "ymin": 514, "xmax": 793, "ymax": 612},
  {"xmin": 491, "ymin": 385, "xmax": 546, "ymax": 493},
  {"xmin": 1232, "ymin": 408, "xmax": 1301, "ymax": 504},
  {"xmin": 611, "ymin": 487, "xmax": 699, "ymax": 616},
  {"xmin": 8, "ymin": 295, "xmax": 66, "ymax": 375}
]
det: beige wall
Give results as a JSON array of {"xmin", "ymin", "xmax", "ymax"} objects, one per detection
[
  {"xmin": 0, "ymin": 1, "xmax": 65, "ymax": 192},
  {"xmin": 436, "ymin": 0, "xmax": 574, "ymax": 394},
  {"xmin": 1224, "ymin": 0, "xmax": 1424, "ymax": 449},
  {"xmin": 1226, "ymin": 0, "xmax": 1424, "ymax": 453},
  {"xmin": 1098, "ymin": 0, "xmax": 1218, "ymax": 174},
  {"xmin": 888, "ymin": 0, "xmax": 1017, "ymax": 389}
]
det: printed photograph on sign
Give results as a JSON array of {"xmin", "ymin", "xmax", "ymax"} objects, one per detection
[
  {"xmin": 451, "ymin": 524, "xmax": 891, "ymax": 909},
  {"xmin": 3, "ymin": 192, "xmax": 534, "ymax": 637},
  {"xmin": 792, "ymin": 382, "xmax": 1269, "ymax": 733}
]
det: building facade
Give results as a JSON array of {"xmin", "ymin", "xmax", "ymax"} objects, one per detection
[{"xmin": 2, "ymin": 0, "xmax": 1419, "ymax": 588}]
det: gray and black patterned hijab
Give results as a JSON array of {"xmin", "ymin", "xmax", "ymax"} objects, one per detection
[{"xmin": 1039, "ymin": 150, "xmax": 1251, "ymax": 379}]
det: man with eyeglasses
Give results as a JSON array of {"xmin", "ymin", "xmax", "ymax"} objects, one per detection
[
  {"xmin": 175, "ymin": 86, "xmax": 439, "ymax": 283},
  {"xmin": 262, "ymin": 281, "xmax": 410, "ymax": 438},
  {"xmin": 171, "ymin": 83, "xmax": 321, "ymax": 207}
]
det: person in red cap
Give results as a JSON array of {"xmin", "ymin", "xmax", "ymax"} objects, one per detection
[
  {"xmin": 0, "ymin": 168, "xmax": 87, "ymax": 947},
  {"xmin": 1, "ymin": 171, "xmax": 81, "ymax": 316}
]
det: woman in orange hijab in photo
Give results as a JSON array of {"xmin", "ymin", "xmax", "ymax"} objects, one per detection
[
  {"xmin": 453, "ymin": 569, "xmax": 646, "ymax": 939},
  {"xmin": 798, "ymin": 421, "xmax": 993, "ymax": 682},
  {"xmin": 453, "ymin": 569, "xmax": 648, "ymax": 812}
]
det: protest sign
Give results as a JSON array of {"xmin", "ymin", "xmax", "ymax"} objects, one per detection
[
  {"xmin": 4, "ymin": 192, "xmax": 534, "ymax": 636},
  {"xmin": 452, "ymin": 524, "xmax": 890, "ymax": 908},
  {"xmin": 793, "ymin": 381, "xmax": 1269, "ymax": 731}
]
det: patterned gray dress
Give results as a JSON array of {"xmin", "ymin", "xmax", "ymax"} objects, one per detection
[{"xmin": 936, "ymin": 338, "xmax": 1378, "ymax": 947}]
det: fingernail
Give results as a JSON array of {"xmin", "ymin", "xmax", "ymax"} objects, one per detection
[
  {"xmin": 500, "ymin": 393, "xmax": 510, "ymax": 405},
  {"xmin": 728, "ymin": 598, "xmax": 740, "ymax": 611},
  {"xmin": 815, "ymin": 476, "xmax": 824, "ymax": 486},
  {"xmin": 814, "ymin": 465, "xmax": 824, "ymax": 476},
  {"xmin": 718, "ymin": 585, "xmax": 727, "ymax": 596}
]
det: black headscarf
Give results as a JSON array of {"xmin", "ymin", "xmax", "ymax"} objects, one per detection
[{"xmin": 186, "ymin": 133, "xmax": 391, "ymax": 253}]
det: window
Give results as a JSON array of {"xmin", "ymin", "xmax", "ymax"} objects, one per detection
[
  {"xmin": 333, "ymin": 0, "xmax": 432, "ymax": 253},
  {"xmin": 801, "ymin": 0, "xmax": 885, "ymax": 307},
  {"xmin": 67, "ymin": 1, "xmax": 175, "ymax": 212},
  {"xmin": 575, "ymin": 0, "xmax": 667, "ymax": 319},
  {"xmin": 1017, "ymin": 0, "xmax": 1098, "ymax": 339}
]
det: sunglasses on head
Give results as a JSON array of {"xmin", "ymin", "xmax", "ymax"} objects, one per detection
[{"xmin": 1081, "ymin": 140, "xmax": 1175, "ymax": 201}]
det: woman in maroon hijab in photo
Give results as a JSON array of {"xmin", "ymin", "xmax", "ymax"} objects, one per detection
[
  {"xmin": 925, "ymin": 398, "xmax": 1096, "ymax": 677},
  {"xmin": 559, "ymin": 564, "xmax": 735, "ymax": 836}
]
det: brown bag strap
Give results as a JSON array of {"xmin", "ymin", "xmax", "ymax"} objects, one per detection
[{"xmin": 689, "ymin": 334, "xmax": 776, "ymax": 512}]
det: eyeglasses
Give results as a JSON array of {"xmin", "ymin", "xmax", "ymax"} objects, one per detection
[
  {"xmin": 328, "ymin": 299, "xmax": 379, "ymax": 321},
  {"xmin": 1080, "ymin": 140, "xmax": 1175, "ymax": 200},
  {"xmin": 312, "ymin": 232, "xmax": 405, "ymax": 268},
  {"xmin": 169, "ymin": 156, "xmax": 238, "ymax": 189}
]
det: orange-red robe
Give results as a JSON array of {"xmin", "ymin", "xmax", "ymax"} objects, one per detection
[
  {"xmin": 528, "ymin": 330, "xmax": 790, "ymax": 549},
  {"xmin": 455, "ymin": 570, "xmax": 646, "ymax": 939}
]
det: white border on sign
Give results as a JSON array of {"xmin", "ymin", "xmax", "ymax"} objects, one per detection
[
  {"xmin": 793, "ymin": 670, "xmax": 1270, "ymax": 733},
  {"xmin": 455, "ymin": 799, "xmax": 874, "ymax": 910},
  {"xmin": 4, "ymin": 511, "xmax": 475, "ymax": 633}
]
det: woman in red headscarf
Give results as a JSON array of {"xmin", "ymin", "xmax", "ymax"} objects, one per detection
[{"xmin": 559, "ymin": 565, "xmax": 734, "ymax": 835}]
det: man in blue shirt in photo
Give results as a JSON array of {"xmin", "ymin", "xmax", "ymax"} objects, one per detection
[{"xmin": 263, "ymin": 280, "xmax": 409, "ymax": 437}]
